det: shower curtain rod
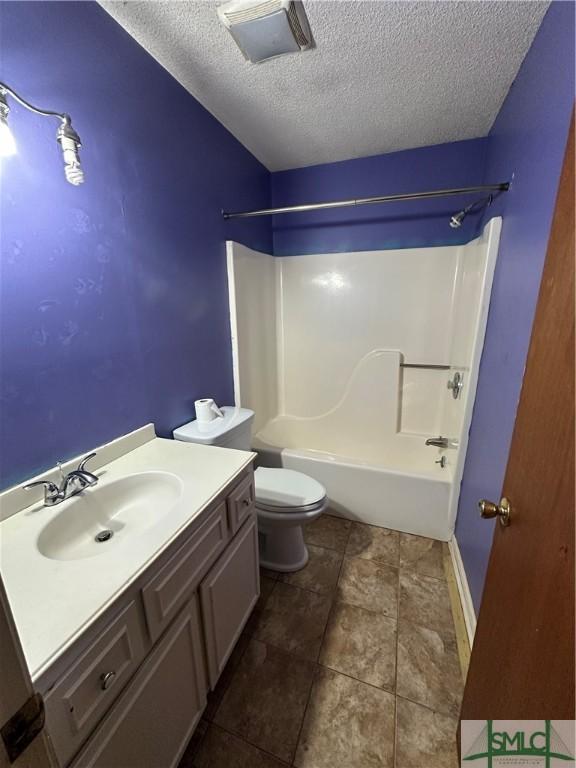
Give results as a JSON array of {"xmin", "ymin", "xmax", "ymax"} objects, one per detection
[{"xmin": 222, "ymin": 182, "xmax": 509, "ymax": 219}]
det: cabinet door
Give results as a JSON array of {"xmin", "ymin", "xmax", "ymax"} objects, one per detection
[
  {"xmin": 45, "ymin": 600, "xmax": 147, "ymax": 767},
  {"xmin": 200, "ymin": 515, "xmax": 259, "ymax": 688},
  {"xmin": 72, "ymin": 597, "xmax": 207, "ymax": 768},
  {"xmin": 142, "ymin": 500, "xmax": 228, "ymax": 642}
]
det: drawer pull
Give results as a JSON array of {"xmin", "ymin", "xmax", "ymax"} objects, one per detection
[
  {"xmin": 100, "ymin": 671, "xmax": 116, "ymax": 691},
  {"xmin": 242, "ymin": 499, "xmax": 251, "ymax": 507}
]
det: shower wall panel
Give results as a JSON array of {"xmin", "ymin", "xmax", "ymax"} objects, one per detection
[{"xmin": 228, "ymin": 222, "xmax": 499, "ymax": 449}]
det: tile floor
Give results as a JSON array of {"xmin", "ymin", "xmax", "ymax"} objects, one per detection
[{"xmin": 179, "ymin": 514, "xmax": 464, "ymax": 768}]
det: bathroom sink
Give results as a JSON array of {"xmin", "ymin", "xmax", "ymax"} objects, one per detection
[{"xmin": 36, "ymin": 472, "xmax": 183, "ymax": 561}]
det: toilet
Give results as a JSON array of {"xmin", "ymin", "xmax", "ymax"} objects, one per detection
[{"xmin": 173, "ymin": 407, "xmax": 327, "ymax": 571}]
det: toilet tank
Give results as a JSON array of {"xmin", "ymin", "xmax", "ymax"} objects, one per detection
[{"xmin": 173, "ymin": 406, "xmax": 254, "ymax": 450}]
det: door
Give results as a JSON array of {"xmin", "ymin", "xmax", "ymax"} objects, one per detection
[
  {"xmin": 0, "ymin": 575, "xmax": 56, "ymax": 767},
  {"xmin": 460, "ymin": 114, "xmax": 575, "ymax": 718}
]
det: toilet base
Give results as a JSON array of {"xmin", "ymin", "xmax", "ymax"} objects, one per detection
[{"xmin": 258, "ymin": 523, "xmax": 310, "ymax": 573}]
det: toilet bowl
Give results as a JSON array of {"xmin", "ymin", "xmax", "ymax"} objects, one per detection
[
  {"xmin": 255, "ymin": 467, "xmax": 327, "ymax": 571},
  {"xmin": 173, "ymin": 406, "xmax": 327, "ymax": 573}
]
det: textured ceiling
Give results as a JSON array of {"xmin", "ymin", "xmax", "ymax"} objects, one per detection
[{"xmin": 100, "ymin": 1, "xmax": 548, "ymax": 171}]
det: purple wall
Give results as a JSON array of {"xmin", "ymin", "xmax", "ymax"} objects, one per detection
[
  {"xmin": 456, "ymin": 1, "xmax": 575, "ymax": 612},
  {"xmin": 1, "ymin": 0, "xmax": 572, "ymax": 622},
  {"xmin": 271, "ymin": 138, "xmax": 489, "ymax": 255},
  {"xmin": 0, "ymin": 2, "xmax": 271, "ymax": 489}
]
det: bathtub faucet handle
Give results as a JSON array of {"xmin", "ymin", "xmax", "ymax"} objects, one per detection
[
  {"xmin": 425, "ymin": 436, "xmax": 449, "ymax": 448},
  {"xmin": 447, "ymin": 372, "xmax": 464, "ymax": 399}
]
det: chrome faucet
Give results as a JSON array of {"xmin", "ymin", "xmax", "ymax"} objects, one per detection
[
  {"xmin": 425, "ymin": 436, "xmax": 449, "ymax": 448},
  {"xmin": 24, "ymin": 452, "xmax": 99, "ymax": 506}
]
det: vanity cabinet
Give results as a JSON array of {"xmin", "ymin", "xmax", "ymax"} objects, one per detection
[
  {"xmin": 44, "ymin": 600, "xmax": 148, "ymax": 766},
  {"xmin": 226, "ymin": 472, "xmax": 256, "ymax": 535},
  {"xmin": 72, "ymin": 598, "xmax": 206, "ymax": 768},
  {"xmin": 41, "ymin": 466, "xmax": 258, "ymax": 768},
  {"xmin": 200, "ymin": 514, "xmax": 259, "ymax": 687},
  {"xmin": 142, "ymin": 499, "xmax": 229, "ymax": 642}
]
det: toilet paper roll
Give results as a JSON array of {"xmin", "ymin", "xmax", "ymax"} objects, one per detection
[{"xmin": 195, "ymin": 398, "xmax": 224, "ymax": 424}]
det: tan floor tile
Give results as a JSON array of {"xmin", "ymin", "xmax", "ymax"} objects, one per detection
[
  {"xmin": 261, "ymin": 567, "xmax": 280, "ymax": 581},
  {"xmin": 319, "ymin": 602, "xmax": 396, "ymax": 690},
  {"xmin": 337, "ymin": 557, "xmax": 398, "ymax": 617},
  {"xmin": 192, "ymin": 724, "xmax": 288, "ymax": 767},
  {"xmin": 395, "ymin": 697, "xmax": 458, "ymax": 768},
  {"xmin": 215, "ymin": 639, "xmax": 314, "ymax": 763},
  {"xmin": 204, "ymin": 632, "xmax": 251, "ymax": 721},
  {"xmin": 346, "ymin": 523, "xmax": 399, "ymax": 566},
  {"xmin": 399, "ymin": 571, "xmax": 455, "ymax": 636},
  {"xmin": 295, "ymin": 667, "xmax": 395, "ymax": 768},
  {"xmin": 396, "ymin": 620, "xmax": 463, "ymax": 716},
  {"xmin": 244, "ymin": 575, "xmax": 279, "ymax": 637},
  {"xmin": 178, "ymin": 718, "xmax": 209, "ymax": 767},
  {"xmin": 257, "ymin": 576, "xmax": 277, "ymax": 609},
  {"xmin": 400, "ymin": 534, "xmax": 445, "ymax": 579},
  {"xmin": 281, "ymin": 544, "xmax": 342, "ymax": 595},
  {"xmin": 253, "ymin": 582, "xmax": 332, "ymax": 661},
  {"xmin": 304, "ymin": 513, "xmax": 352, "ymax": 552}
]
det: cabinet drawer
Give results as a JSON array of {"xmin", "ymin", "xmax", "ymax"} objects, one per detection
[
  {"xmin": 142, "ymin": 501, "xmax": 228, "ymax": 641},
  {"xmin": 201, "ymin": 515, "xmax": 260, "ymax": 688},
  {"xmin": 71, "ymin": 597, "xmax": 207, "ymax": 768},
  {"xmin": 45, "ymin": 600, "xmax": 147, "ymax": 767},
  {"xmin": 226, "ymin": 472, "xmax": 255, "ymax": 535}
]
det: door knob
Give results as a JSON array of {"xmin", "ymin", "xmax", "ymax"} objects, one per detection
[{"xmin": 479, "ymin": 497, "xmax": 511, "ymax": 527}]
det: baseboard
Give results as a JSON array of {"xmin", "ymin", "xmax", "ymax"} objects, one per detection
[{"xmin": 448, "ymin": 536, "xmax": 477, "ymax": 648}]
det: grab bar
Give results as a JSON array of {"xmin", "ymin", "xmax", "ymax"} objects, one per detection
[{"xmin": 400, "ymin": 363, "xmax": 450, "ymax": 370}]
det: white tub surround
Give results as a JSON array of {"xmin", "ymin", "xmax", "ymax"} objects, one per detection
[
  {"xmin": 0, "ymin": 427, "xmax": 255, "ymax": 681},
  {"xmin": 227, "ymin": 218, "xmax": 501, "ymax": 540}
]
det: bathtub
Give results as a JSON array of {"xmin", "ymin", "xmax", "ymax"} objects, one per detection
[{"xmin": 252, "ymin": 416, "xmax": 453, "ymax": 541}]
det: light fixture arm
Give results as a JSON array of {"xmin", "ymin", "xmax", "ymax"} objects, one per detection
[
  {"xmin": 0, "ymin": 80, "xmax": 84, "ymax": 185},
  {"xmin": 0, "ymin": 81, "xmax": 68, "ymax": 122}
]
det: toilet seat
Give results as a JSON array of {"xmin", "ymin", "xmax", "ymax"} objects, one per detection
[
  {"xmin": 256, "ymin": 498, "xmax": 326, "ymax": 514},
  {"xmin": 254, "ymin": 467, "xmax": 326, "ymax": 512}
]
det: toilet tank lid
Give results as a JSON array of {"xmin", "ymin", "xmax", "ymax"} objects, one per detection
[{"xmin": 173, "ymin": 406, "xmax": 254, "ymax": 445}]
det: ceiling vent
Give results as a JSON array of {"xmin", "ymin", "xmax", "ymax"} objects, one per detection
[{"xmin": 217, "ymin": 0, "xmax": 313, "ymax": 63}]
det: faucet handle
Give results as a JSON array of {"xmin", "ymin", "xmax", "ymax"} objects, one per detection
[
  {"xmin": 77, "ymin": 452, "xmax": 96, "ymax": 472},
  {"xmin": 23, "ymin": 480, "xmax": 61, "ymax": 505}
]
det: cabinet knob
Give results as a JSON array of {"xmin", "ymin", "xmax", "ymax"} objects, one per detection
[
  {"xmin": 242, "ymin": 498, "xmax": 250, "ymax": 507},
  {"xmin": 100, "ymin": 671, "xmax": 116, "ymax": 691}
]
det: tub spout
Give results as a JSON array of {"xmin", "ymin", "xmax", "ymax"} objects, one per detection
[{"xmin": 425, "ymin": 436, "xmax": 449, "ymax": 448}]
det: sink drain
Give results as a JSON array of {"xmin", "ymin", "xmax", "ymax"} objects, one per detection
[{"xmin": 95, "ymin": 530, "xmax": 114, "ymax": 543}]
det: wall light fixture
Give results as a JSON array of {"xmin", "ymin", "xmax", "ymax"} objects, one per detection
[{"xmin": 0, "ymin": 81, "xmax": 84, "ymax": 185}]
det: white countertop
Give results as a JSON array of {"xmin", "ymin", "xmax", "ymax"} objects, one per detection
[{"xmin": 0, "ymin": 429, "xmax": 254, "ymax": 681}]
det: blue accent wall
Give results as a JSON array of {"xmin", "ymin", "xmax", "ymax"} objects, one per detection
[
  {"xmin": 1, "ymin": 0, "xmax": 572, "ymax": 625},
  {"xmin": 271, "ymin": 138, "xmax": 489, "ymax": 255},
  {"xmin": 0, "ymin": 1, "xmax": 271, "ymax": 489},
  {"xmin": 455, "ymin": 0, "xmax": 575, "ymax": 613}
]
